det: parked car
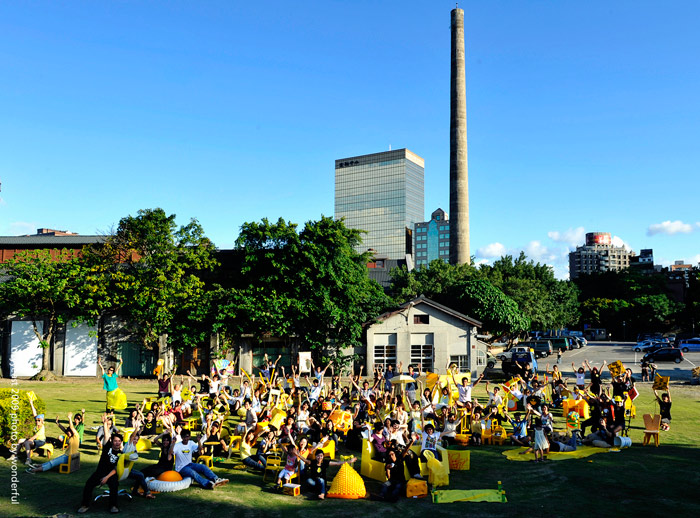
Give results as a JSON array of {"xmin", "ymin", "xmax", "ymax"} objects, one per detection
[
  {"xmin": 520, "ymin": 340, "xmax": 553, "ymax": 358},
  {"xmin": 485, "ymin": 351, "xmax": 497, "ymax": 369},
  {"xmin": 497, "ymin": 345, "xmax": 532, "ymax": 362},
  {"xmin": 642, "ymin": 348, "xmax": 684, "ymax": 364},
  {"xmin": 634, "ymin": 341, "xmax": 667, "ymax": 353},
  {"xmin": 679, "ymin": 338, "xmax": 700, "ymax": 353},
  {"xmin": 501, "ymin": 350, "xmax": 538, "ymax": 377},
  {"xmin": 544, "ymin": 337, "xmax": 572, "ymax": 352},
  {"xmin": 635, "ymin": 343, "xmax": 666, "ymax": 354},
  {"xmin": 566, "ymin": 336, "xmax": 583, "ymax": 349}
]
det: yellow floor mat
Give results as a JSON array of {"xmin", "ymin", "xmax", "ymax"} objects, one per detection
[
  {"xmin": 502, "ymin": 446, "xmax": 612, "ymax": 461},
  {"xmin": 432, "ymin": 489, "xmax": 506, "ymax": 503}
]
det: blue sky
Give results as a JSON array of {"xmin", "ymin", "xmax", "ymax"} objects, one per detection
[{"xmin": 1, "ymin": 1, "xmax": 699, "ymax": 279}]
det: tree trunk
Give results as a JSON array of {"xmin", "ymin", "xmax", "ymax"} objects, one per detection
[{"xmin": 29, "ymin": 318, "xmax": 58, "ymax": 381}]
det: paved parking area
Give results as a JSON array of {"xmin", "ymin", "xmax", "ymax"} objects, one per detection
[{"xmin": 498, "ymin": 341, "xmax": 699, "ymax": 381}]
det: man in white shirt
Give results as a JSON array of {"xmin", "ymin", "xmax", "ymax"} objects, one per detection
[
  {"xmin": 170, "ymin": 429, "xmax": 228, "ymax": 489},
  {"xmin": 452, "ymin": 372, "xmax": 484, "ymax": 407}
]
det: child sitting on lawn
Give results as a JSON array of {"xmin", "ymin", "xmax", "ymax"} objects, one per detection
[{"xmin": 277, "ymin": 443, "xmax": 300, "ymax": 487}]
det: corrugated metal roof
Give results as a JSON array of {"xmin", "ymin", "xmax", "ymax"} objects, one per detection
[{"xmin": 0, "ymin": 235, "xmax": 105, "ymax": 246}]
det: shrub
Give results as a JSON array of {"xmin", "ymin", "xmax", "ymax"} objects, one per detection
[{"xmin": 0, "ymin": 389, "xmax": 46, "ymax": 445}]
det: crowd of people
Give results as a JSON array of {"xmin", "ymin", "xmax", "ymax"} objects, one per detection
[{"xmin": 8, "ymin": 352, "xmax": 674, "ymax": 512}]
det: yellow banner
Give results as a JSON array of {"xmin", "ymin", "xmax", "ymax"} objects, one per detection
[
  {"xmin": 608, "ymin": 360, "xmax": 624, "ymax": 378},
  {"xmin": 652, "ymin": 373, "xmax": 669, "ymax": 391}
]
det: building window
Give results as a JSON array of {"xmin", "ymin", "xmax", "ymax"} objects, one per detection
[
  {"xmin": 475, "ymin": 349, "xmax": 488, "ymax": 367},
  {"xmin": 374, "ymin": 333, "xmax": 397, "ymax": 370},
  {"xmin": 450, "ymin": 355, "xmax": 469, "ymax": 371},
  {"xmin": 411, "ymin": 334, "xmax": 434, "ymax": 371},
  {"xmin": 414, "ymin": 314, "xmax": 429, "ymax": 325}
]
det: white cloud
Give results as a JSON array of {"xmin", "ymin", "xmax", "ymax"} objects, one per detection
[
  {"xmin": 611, "ymin": 235, "xmax": 632, "ymax": 250},
  {"xmin": 547, "ymin": 226, "xmax": 586, "ymax": 249},
  {"xmin": 477, "ymin": 242, "xmax": 506, "ymax": 258},
  {"xmin": 524, "ymin": 240, "xmax": 558, "ymax": 262},
  {"xmin": 647, "ymin": 220, "xmax": 699, "ymax": 236}
]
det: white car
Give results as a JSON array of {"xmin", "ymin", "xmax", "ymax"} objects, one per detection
[{"xmin": 498, "ymin": 346, "xmax": 531, "ymax": 362}]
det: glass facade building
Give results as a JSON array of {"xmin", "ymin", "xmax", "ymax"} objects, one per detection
[
  {"xmin": 414, "ymin": 208, "xmax": 450, "ymax": 267},
  {"xmin": 335, "ymin": 149, "xmax": 424, "ymax": 259}
]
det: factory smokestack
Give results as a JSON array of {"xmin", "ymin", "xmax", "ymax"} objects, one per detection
[{"xmin": 449, "ymin": 7, "xmax": 470, "ymax": 265}]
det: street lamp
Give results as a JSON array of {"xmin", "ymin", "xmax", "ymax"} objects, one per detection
[{"xmin": 623, "ymin": 321, "xmax": 626, "ymax": 341}]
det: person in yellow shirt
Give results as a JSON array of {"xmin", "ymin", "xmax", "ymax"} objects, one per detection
[
  {"xmin": 13, "ymin": 397, "xmax": 46, "ymax": 465},
  {"xmin": 27, "ymin": 412, "xmax": 80, "ymax": 473}
]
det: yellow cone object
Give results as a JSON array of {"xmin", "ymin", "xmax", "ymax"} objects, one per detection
[{"xmin": 327, "ymin": 463, "xmax": 366, "ymax": 499}]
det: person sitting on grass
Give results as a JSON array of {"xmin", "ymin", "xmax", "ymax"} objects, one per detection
[
  {"xmin": 380, "ymin": 437, "xmax": 414, "ymax": 502},
  {"xmin": 170, "ymin": 429, "xmax": 228, "ymax": 490},
  {"xmin": 77, "ymin": 430, "xmax": 123, "ymax": 514},
  {"xmin": 504, "ymin": 410, "xmax": 531, "ymax": 447},
  {"xmin": 418, "ymin": 418, "xmax": 443, "ymax": 461},
  {"xmin": 300, "ymin": 450, "xmax": 356, "ymax": 500},
  {"xmin": 277, "ymin": 443, "xmax": 300, "ymax": 487},
  {"xmin": 96, "ymin": 414, "xmax": 119, "ymax": 450},
  {"xmin": 240, "ymin": 429, "xmax": 267, "ymax": 471},
  {"xmin": 519, "ymin": 430, "xmax": 580, "ymax": 455},
  {"xmin": 13, "ymin": 397, "xmax": 46, "ymax": 465},
  {"xmin": 451, "ymin": 371, "xmax": 484, "ymax": 408},
  {"xmin": 141, "ymin": 432, "xmax": 174, "ymax": 479},
  {"xmin": 61, "ymin": 409, "xmax": 86, "ymax": 445},
  {"xmin": 655, "ymin": 386, "xmax": 672, "ymax": 431},
  {"xmin": 121, "ymin": 426, "xmax": 155, "ymax": 500},
  {"xmin": 27, "ymin": 412, "xmax": 80, "ymax": 474},
  {"xmin": 582, "ymin": 417, "xmax": 615, "ymax": 448}
]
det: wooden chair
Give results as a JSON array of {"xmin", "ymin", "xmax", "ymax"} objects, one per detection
[{"xmin": 642, "ymin": 414, "xmax": 661, "ymax": 447}]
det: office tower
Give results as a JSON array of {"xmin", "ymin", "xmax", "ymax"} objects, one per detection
[
  {"xmin": 569, "ymin": 232, "xmax": 636, "ymax": 279},
  {"xmin": 414, "ymin": 208, "xmax": 450, "ymax": 267},
  {"xmin": 335, "ymin": 149, "xmax": 424, "ymax": 260},
  {"xmin": 449, "ymin": 7, "xmax": 470, "ymax": 265}
]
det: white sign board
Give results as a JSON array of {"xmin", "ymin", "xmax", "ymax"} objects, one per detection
[
  {"xmin": 298, "ymin": 351, "xmax": 312, "ymax": 374},
  {"xmin": 64, "ymin": 321, "xmax": 98, "ymax": 376},
  {"xmin": 10, "ymin": 321, "xmax": 43, "ymax": 377}
]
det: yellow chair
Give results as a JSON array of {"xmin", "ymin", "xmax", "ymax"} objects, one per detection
[
  {"xmin": 59, "ymin": 453, "xmax": 81, "ymax": 474},
  {"xmin": 32, "ymin": 443, "xmax": 54, "ymax": 460},
  {"xmin": 491, "ymin": 425, "xmax": 508, "ymax": 446},
  {"xmin": 263, "ymin": 453, "xmax": 284, "ymax": 482},
  {"xmin": 317, "ymin": 439, "xmax": 336, "ymax": 460},
  {"xmin": 481, "ymin": 420, "xmax": 495, "ymax": 445}
]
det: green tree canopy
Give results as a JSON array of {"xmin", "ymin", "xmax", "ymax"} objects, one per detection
[
  {"xmin": 83, "ymin": 208, "xmax": 217, "ymax": 353},
  {"xmin": 389, "ymin": 260, "xmax": 530, "ymax": 335},
  {"xmin": 213, "ymin": 216, "xmax": 389, "ymax": 366}
]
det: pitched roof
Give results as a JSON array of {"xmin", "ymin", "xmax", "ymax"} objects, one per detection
[
  {"xmin": 0, "ymin": 235, "xmax": 105, "ymax": 246},
  {"xmin": 373, "ymin": 296, "xmax": 482, "ymax": 327}
]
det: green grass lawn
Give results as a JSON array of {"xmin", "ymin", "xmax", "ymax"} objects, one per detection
[{"xmin": 1, "ymin": 377, "xmax": 699, "ymax": 518}]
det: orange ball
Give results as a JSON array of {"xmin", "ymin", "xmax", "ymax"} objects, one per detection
[{"xmin": 157, "ymin": 470, "xmax": 183, "ymax": 482}]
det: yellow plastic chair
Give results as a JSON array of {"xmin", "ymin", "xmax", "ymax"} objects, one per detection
[
  {"xmin": 318, "ymin": 439, "xmax": 336, "ymax": 460},
  {"xmin": 263, "ymin": 453, "xmax": 283, "ymax": 482}
]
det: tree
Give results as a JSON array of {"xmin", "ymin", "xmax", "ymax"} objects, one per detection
[
  {"xmin": 480, "ymin": 252, "xmax": 579, "ymax": 331},
  {"xmin": 454, "ymin": 279, "xmax": 530, "ymax": 335},
  {"xmin": 0, "ymin": 249, "xmax": 87, "ymax": 380},
  {"xmin": 214, "ymin": 217, "xmax": 389, "ymax": 367},
  {"xmin": 389, "ymin": 261, "xmax": 530, "ymax": 336},
  {"xmin": 83, "ymin": 208, "xmax": 217, "ymax": 357}
]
